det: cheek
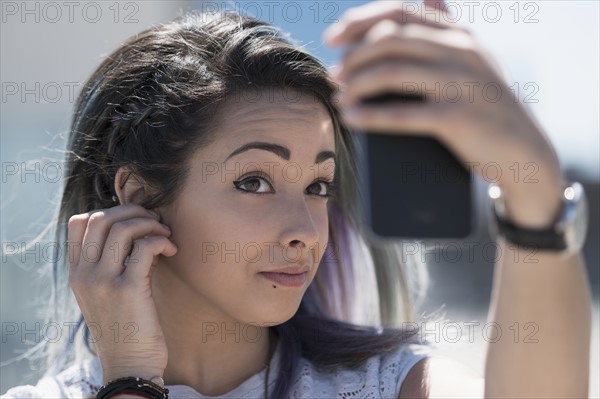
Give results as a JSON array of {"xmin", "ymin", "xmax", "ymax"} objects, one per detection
[
  {"xmin": 307, "ymin": 206, "xmax": 330, "ymax": 267},
  {"xmin": 318, "ymin": 219, "xmax": 330, "ymax": 264},
  {"xmin": 168, "ymin": 192, "xmax": 270, "ymax": 268},
  {"xmin": 163, "ymin": 202, "xmax": 255, "ymax": 306}
]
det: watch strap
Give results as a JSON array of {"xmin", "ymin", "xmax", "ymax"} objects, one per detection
[
  {"xmin": 488, "ymin": 181, "xmax": 588, "ymax": 254},
  {"xmin": 493, "ymin": 208, "xmax": 567, "ymax": 250}
]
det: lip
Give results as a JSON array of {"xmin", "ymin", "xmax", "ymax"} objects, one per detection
[
  {"xmin": 259, "ymin": 271, "xmax": 308, "ymax": 287},
  {"xmin": 259, "ymin": 264, "xmax": 310, "ymax": 275}
]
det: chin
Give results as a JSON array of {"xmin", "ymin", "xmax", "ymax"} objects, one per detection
[{"xmin": 238, "ymin": 299, "xmax": 303, "ymax": 327}]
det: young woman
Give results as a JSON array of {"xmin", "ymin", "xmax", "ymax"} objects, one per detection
[{"xmin": 1, "ymin": 1, "xmax": 591, "ymax": 398}]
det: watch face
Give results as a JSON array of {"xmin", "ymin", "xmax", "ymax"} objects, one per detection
[{"xmin": 566, "ymin": 182, "xmax": 589, "ymax": 252}]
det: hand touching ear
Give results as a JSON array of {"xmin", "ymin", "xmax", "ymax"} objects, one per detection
[{"xmin": 67, "ymin": 167, "xmax": 178, "ymax": 383}]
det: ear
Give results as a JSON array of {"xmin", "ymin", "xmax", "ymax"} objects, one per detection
[{"xmin": 114, "ymin": 166, "xmax": 147, "ymax": 205}]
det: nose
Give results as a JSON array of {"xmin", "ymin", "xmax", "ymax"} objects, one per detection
[{"xmin": 276, "ymin": 198, "xmax": 322, "ymax": 262}]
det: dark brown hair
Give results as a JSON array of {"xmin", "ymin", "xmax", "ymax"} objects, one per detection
[{"xmin": 42, "ymin": 10, "xmax": 430, "ymax": 398}]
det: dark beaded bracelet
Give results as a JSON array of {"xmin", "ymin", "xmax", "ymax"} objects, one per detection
[{"xmin": 96, "ymin": 376, "xmax": 169, "ymax": 399}]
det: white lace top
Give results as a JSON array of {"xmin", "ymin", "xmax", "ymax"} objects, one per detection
[{"xmin": 1, "ymin": 341, "xmax": 430, "ymax": 399}]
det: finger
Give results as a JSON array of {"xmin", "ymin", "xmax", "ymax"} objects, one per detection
[
  {"xmin": 79, "ymin": 204, "xmax": 160, "ymax": 267},
  {"xmin": 337, "ymin": 60, "xmax": 467, "ymax": 108},
  {"xmin": 341, "ymin": 102, "xmax": 444, "ymax": 136},
  {"xmin": 335, "ymin": 20, "xmax": 478, "ymax": 82},
  {"xmin": 95, "ymin": 217, "xmax": 172, "ymax": 277},
  {"xmin": 323, "ymin": 0, "xmax": 458, "ymax": 46},
  {"xmin": 67, "ymin": 213, "xmax": 92, "ymax": 272},
  {"xmin": 423, "ymin": 0, "xmax": 448, "ymax": 12},
  {"xmin": 121, "ymin": 236, "xmax": 177, "ymax": 282}
]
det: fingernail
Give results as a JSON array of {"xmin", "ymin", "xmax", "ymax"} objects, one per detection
[
  {"xmin": 148, "ymin": 210, "xmax": 160, "ymax": 218},
  {"xmin": 323, "ymin": 24, "xmax": 343, "ymax": 45},
  {"xmin": 322, "ymin": 26, "xmax": 335, "ymax": 41},
  {"xmin": 328, "ymin": 64, "xmax": 339, "ymax": 76}
]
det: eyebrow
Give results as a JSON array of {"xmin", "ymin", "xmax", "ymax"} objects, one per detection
[{"xmin": 225, "ymin": 141, "xmax": 336, "ymax": 164}]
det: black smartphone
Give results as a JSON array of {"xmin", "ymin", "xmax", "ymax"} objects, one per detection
[{"xmin": 352, "ymin": 92, "xmax": 474, "ymax": 241}]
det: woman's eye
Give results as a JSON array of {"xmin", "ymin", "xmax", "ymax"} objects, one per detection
[
  {"xmin": 233, "ymin": 175, "xmax": 273, "ymax": 194},
  {"xmin": 307, "ymin": 181, "xmax": 332, "ymax": 198},
  {"xmin": 233, "ymin": 174, "xmax": 334, "ymax": 198}
]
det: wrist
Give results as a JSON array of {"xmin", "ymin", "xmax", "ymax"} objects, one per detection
[
  {"xmin": 498, "ymin": 167, "xmax": 566, "ymax": 229},
  {"xmin": 102, "ymin": 368, "xmax": 165, "ymax": 386},
  {"xmin": 488, "ymin": 179, "xmax": 588, "ymax": 256},
  {"xmin": 97, "ymin": 376, "xmax": 168, "ymax": 399}
]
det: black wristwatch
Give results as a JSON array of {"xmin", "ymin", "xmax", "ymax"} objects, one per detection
[{"xmin": 487, "ymin": 181, "xmax": 589, "ymax": 255}]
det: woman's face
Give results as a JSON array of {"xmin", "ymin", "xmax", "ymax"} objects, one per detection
[{"xmin": 157, "ymin": 88, "xmax": 336, "ymax": 325}]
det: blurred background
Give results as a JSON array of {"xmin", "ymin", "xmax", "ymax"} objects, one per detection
[{"xmin": 1, "ymin": 0, "xmax": 598, "ymax": 396}]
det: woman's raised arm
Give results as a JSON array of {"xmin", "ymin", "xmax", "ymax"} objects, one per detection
[{"xmin": 324, "ymin": 1, "xmax": 592, "ymax": 397}]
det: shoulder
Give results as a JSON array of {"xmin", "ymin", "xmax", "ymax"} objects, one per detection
[
  {"xmin": 290, "ymin": 342, "xmax": 432, "ymax": 398},
  {"xmin": 1, "ymin": 357, "xmax": 103, "ymax": 399},
  {"xmin": 398, "ymin": 355, "xmax": 485, "ymax": 399}
]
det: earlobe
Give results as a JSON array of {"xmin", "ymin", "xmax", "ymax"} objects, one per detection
[{"xmin": 114, "ymin": 166, "xmax": 147, "ymax": 205}]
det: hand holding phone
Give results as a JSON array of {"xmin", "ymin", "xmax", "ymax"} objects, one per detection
[{"xmin": 353, "ymin": 92, "xmax": 474, "ymax": 241}]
